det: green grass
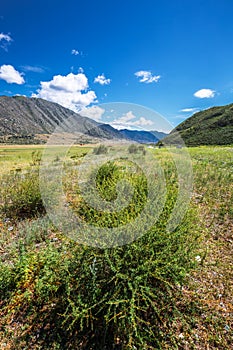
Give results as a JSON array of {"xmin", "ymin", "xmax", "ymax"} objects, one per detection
[
  {"xmin": 0, "ymin": 145, "xmax": 91, "ymax": 173},
  {"xmin": 0, "ymin": 145, "xmax": 232, "ymax": 349}
]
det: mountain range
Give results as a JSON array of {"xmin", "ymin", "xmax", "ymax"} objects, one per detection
[
  {"xmin": 1, "ymin": 96, "xmax": 233, "ymax": 146},
  {"xmin": 0, "ymin": 96, "xmax": 166, "ymax": 144}
]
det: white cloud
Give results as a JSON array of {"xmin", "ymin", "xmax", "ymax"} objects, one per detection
[
  {"xmin": 0, "ymin": 32, "xmax": 13, "ymax": 51},
  {"xmin": 71, "ymin": 49, "xmax": 79, "ymax": 55},
  {"xmin": 0, "ymin": 33, "xmax": 12, "ymax": 42},
  {"xmin": 194, "ymin": 89, "xmax": 216, "ymax": 98},
  {"xmin": 48, "ymin": 73, "xmax": 88, "ymax": 92},
  {"xmin": 0, "ymin": 65, "xmax": 25, "ymax": 84},
  {"xmin": 80, "ymin": 106, "xmax": 105, "ymax": 121},
  {"xmin": 110, "ymin": 111, "xmax": 154, "ymax": 130},
  {"xmin": 94, "ymin": 74, "xmax": 111, "ymax": 85},
  {"xmin": 180, "ymin": 107, "xmax": 200, "ymax": 113},
  {"xmin": 32, "ymin": 72, "xmax": 97, "ymax": 112},
  {"xmin": 135, "ymin": 70, "xmax": 161, "ymax": 83},
  {"xmin": 133, "ymin": 117, "xmax": 154, "ymax": 127},
  {"xmin": 21, "ymin": 65, "xmax": 44, "ymax": 73},
  {"xmin": 116, "ymin": 111, "xmax": 135, "ymax": 123}
]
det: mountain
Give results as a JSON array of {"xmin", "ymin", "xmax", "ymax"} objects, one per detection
[
  {"xmin": 0, "ymin": 96, "xmax": 167, "ymax": 144},
  {"xmin": 119, "ymin": 129, "xmax": 167, "ymax": 143},
  {"xmin": 162, "ymin": 103, "xmax": 233, "ymax": 146},
  {"xmin": 0, "ymin": 96, "xmax": 123, "ymax": 144}
]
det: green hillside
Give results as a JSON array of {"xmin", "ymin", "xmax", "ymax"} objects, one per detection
[{"xmin": 164, "ymin": 103, "xmax": 233, "ymax": 146}]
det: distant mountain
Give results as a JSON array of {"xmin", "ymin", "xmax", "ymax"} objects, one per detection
[
  {"xmin": 119, "ymin": 129, "xmax": 167, "ymax": 143},
  {"xmin": 162, "ymin": 103, "xmax": 233, "ymax": 146},
  {"xmin": 0, "ymin": 96, "xmax": 167, "ymax": 144}
]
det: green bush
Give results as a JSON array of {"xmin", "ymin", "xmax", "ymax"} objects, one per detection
[
  {"xmin": 0, "ymin": 168, "xmax": 45, "ymax": 219},
  {"xmin": 75, "ymin": 159, "xmax": 148, "ymax": 228},
  {"xmin": 0, "ymin": 156, "xmax": 200, "ymax": 349},
  {"xmin": 0, "ymin": 209, "xmax": 199, "ymax": 349}
]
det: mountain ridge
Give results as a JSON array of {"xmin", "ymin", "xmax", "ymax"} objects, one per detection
[
  {"xmin": 118, "ymin": 129, "xmax": 167, "ymax": 144},
  {"xmin": 0, "ymin": 96, "xmax": 166, "ymax": 144},
  {"xmin": 0, "ymin": 95, "xmax": 122, "ymax": 143},
  {"xmin": 162, "ymin": 103, "xmax": 233, "ymax": 146}
]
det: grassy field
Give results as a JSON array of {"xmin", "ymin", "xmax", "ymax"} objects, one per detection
[
  {"xmin": 0, "ymin": 145, "xmax": 92, "ymax": 174},
  {"xmin": 0, "ymin": 145, "xmax": 232, "ymax": 349}
]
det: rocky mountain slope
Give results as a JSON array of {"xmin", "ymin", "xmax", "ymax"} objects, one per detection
[
  {"xmin": 0, "ymin": 95, "xmax": 122, "ymax": 143},
  {"xmin": 0, "ymin": 96, "xmax": 166, "ymax": 144}
]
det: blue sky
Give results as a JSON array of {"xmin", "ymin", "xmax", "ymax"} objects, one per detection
[{"xmin": 1, "ymin": 0, "xmax": 233, "ymax": 131}]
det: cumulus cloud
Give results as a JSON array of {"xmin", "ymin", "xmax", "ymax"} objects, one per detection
[
  {"xmin": 80, "ymin": 106, "xmax": 105, "ymax": 121},
  {"xmin": 194, "ymin": 89, "xmax": 215, "ymax": 98},
  {"xmin": 32, "ymin": 72, "xmax": 97, "ymax": 112},
  {"xmin": 0, "ymin": 65, "xmax": 25, "ymax": 84},
  {"xmin": 110, "ymin": 111, "xmax": 153, "ymax": 130},
  {"xmin": 132, "ymin": 117, "xmax": 154, "ymax": 127},
  {"xmin": 94, "ymin": 74, "xmax": 111, "ymax": 85},
  {"xmin": 0, "ymin": 32, "xmax": 13, "ymax": 51},
  {"xmin": 21, "ymin": 65, "xmax": 45, "ymax": 73},
  {"xmin": 135, "ymin": 70, "xmax": 161, "ymax": 83},
  {"xmin": 71, "ymin": 49, "xmax": 79, "ymax": 55}
]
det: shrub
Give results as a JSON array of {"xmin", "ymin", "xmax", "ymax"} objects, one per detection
[
  {"xmin": 128, "ymin": 144, "xmax": 146, "ymax": 155},
  {"xmin": 0, "ymin": 156, "xmax": 200, "ymax": 349},
  {"xmin": 128, "ymin": 143, "xmax": 138, "ymax": 154},
  {"xmin": 0, "ymin": 208, "xmax": 199, "ymax": 349},
  {"xmin": 93, "ymin": 144, "xmax": 108, "ymax": 155},
  {"xmin": 0, "ymin": 168, "xmax": 45, "ymax": 219},
  {"xmin": 75, "ymin": 159, "xmax": 148, "ymax": 229}
]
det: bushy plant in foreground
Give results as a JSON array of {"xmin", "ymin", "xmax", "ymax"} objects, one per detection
[
  {"xmin": 0, "ymin": 157, "xmax": 200, "ymax": 349},
  {"xmin": 75, "ymin": 160, "xmax": 148, "ymax": 230},
  {"xmin": 0, "ymin": 211, "xmax": 199, "ymax": 349}
]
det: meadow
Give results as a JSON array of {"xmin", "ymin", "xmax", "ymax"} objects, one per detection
[{"xmin": 0, "ymin": 144, "xmax": 232, "ymax": 349}]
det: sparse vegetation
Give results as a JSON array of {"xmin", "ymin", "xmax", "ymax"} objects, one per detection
[{"xmin": 0, "ymin": 145, "xmax": 232, "ymax": 349}]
